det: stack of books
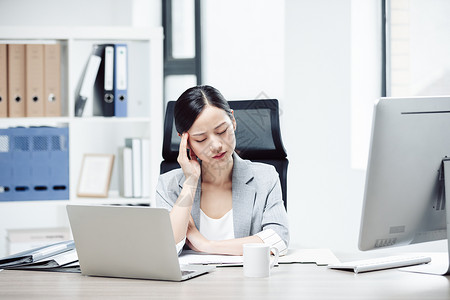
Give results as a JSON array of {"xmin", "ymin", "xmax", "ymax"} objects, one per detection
[
  {"xmin": 0, "ymin": 240, "xmax": 80, "ymax": 273},
  {"xmin": 119, "ymin": 137, "xmax": 150, "ymax": 198}
]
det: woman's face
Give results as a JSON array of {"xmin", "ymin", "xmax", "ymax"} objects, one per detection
[{"xmin": 187, "ymin": 105, "xmax": 236, "ymax": 165}]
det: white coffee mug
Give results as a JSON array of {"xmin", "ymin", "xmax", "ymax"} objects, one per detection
[{"xmin": 243, "ymin": 243, "xmax": 279, "ymax": 278}]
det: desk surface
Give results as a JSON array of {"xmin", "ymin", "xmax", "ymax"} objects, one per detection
[{"xmin": 1, "ymin": 263, "xmax": 449, "ymax": 299}]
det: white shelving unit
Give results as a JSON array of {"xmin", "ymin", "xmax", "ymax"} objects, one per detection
[{"xmin": 0, "ymin": 26, "xmax": 164, "ymax": 256}]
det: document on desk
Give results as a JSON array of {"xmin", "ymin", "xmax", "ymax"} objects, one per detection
[
  {"xmin": 179, "ymin": 250, "xmax": 244, "ymax": 266},
  {"xmin": 278, "ymin": 248, "xmax": 340, "ymax": 266},
  {"xmin": 179, "ymin": 248, "xmax": 340, "ymax": 266}
]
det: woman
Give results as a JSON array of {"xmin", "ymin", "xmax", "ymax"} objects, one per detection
[{"xmin": 156, "ymin": 85, "xmax": 289, "ymax": 256}]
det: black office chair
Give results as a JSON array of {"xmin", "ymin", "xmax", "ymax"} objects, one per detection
[{"xmin": 160, "ymin": 99, "xmax": 288, "ymax": 210}]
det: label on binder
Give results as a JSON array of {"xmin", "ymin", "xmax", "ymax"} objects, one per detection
[
  {"xmin": 104, "ymin": 46, "xmax": 114, "ymax": 91},
  {"xmin": 116, "ymin": 46, "xmax": 127, "ymax": 90}
]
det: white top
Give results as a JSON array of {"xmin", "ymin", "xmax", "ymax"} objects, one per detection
[{"xmin": 199, "ymin": 209, "xmax": 235, "ymax": 241}]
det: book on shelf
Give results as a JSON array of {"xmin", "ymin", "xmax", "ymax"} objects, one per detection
[
  {"xmin": 119, "ymin": 146, "xmax": 133, "ymax": 198},
  {"xmin": 122, "ymin": 137, "xmax": 149, "ymax": 198},
  {"xmin": 125, "ymin": 137, "xmax": 142, "ymax": 198}
]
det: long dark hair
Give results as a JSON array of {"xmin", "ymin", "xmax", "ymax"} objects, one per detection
[{"xmin": 174, "ymin": 85, "xmax": 233, "ymax": 134}]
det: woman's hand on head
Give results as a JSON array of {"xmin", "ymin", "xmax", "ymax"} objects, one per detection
[{"xmin": 177, "ymin": 133, "xmax": 201, "ymax": 182}]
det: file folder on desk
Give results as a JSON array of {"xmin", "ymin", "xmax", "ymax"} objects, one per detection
[{"xmin": 0, "ymin": 44, "xmax": 7, "ymax": 117}]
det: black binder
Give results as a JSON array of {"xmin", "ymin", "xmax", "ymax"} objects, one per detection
[{"xmin": 93, "ymin": 44, "xmax": 115, "ymax": 117}]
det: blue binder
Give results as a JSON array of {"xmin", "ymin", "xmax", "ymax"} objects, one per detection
[
  {"xmin": 10, "ymin": 127, "xmax": 33, "ymax": 201},
  {"xmin": 0, "ymin": 126, "xmax": 69, "ymax": 201},
  {"xmin": 47, "ymin": 127, "xmax": 69, "ymax": 200},
  {"xmin": 0, "ymin": 128, "xmax": 13, "ymax": 201},
  {"xmin": 113, "ymin": 44, "xmax": 128, "ymax": 117}
]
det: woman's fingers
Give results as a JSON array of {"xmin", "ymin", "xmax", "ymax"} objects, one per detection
[
  {"xmin": 178, "ymin": 133, "xmax": 189, "ymax": 162},
  {"xmin": 188, "ymin": 142, "xmax": 198, "ymax": 161}
]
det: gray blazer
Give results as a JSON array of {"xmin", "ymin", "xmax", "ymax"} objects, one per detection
[{"xmin": 155, "ymin": 153, "xmax": 289, "ymax": 247}]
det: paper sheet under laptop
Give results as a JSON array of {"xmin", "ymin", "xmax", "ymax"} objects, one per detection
[{"xmin": 179, "ymin": 248, "xmax": 340, "ymax": 266}]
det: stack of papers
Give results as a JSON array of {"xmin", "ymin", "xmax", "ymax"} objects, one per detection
[{"xmin": 0, "ymin": 240, "xmax": 80, "ymax": 273}]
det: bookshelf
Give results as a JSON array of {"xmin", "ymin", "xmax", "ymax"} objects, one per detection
[{"xmin": 0, "ymin": 26, "xmax": 164, "ymax": 255}]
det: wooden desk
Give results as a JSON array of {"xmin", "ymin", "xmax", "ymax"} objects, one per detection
[{"xmin": 1, "ymin": 263, "xmax": 449, "ymax": 299}]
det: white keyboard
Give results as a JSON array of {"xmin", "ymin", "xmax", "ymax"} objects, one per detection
[{"xmin": 327, "ymin": 255, "xmax": 431, "ymax": 274}]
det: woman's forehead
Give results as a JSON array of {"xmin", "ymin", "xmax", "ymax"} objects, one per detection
[{"xmin": 190, "ymin": 106, "xmax": 231, "ymax": 132}]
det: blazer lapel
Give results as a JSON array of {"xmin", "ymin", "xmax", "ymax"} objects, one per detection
[{"xmin": 231, "ymin": 153, "xmax": 256, "ymax": 239}]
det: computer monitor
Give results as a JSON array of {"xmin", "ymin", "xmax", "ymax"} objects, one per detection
[{"xmin": 358, "ymin": 96, "xmax": 450, "ymax": 275}]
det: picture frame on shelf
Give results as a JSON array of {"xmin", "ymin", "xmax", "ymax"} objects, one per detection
[{"xmin": 77, "ymin": 153, "xmax": 115, "ymax": 198}]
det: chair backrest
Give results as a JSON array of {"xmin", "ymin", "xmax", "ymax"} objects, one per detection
[{"xmin": 161, "ymin": 99, "xmax": 288, "ymax": 209}]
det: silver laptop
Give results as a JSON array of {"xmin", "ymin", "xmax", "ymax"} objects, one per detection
[{"xmin": 66, "ymin": 205, "xmax": 215, "ymax": 281}]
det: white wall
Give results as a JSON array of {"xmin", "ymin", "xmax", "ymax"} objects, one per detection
[
  {"xmin": 201, "ymin": 0, "xmax": 285, "ymax": 103},
  {"xmin": 0, "ymin": 0, "xmax": 161, "ymax": 27},
  {"xmin": 284, "ymin": 0, "xmax": 362, "ymax": 251}
]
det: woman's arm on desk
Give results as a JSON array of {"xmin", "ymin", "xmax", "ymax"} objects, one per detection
[
  {"xmin": 185, "ymin": 217, "xmax": 262, "ymax": 256},
  {"xmin": 185, "ymin": 217, "xmax": 287, "ymax": 256}
]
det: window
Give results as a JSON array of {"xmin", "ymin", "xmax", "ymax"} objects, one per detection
[
  {"xmin": 385, "ymin": 0, "xmax": 450, "ymax": 97},
  {"xmin": 162, "ymin": 0, "xmax": 202, "ymax": 103}
]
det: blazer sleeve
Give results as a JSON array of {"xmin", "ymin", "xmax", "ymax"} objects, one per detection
[
  {"xmin": 155, "ymin": 170, "xmax": 180, "ymax": 211},
  {"xmin": 155, "ymin": 171, "xmax": 186, "ymax": 255},
  {"xmin": 259, "ymin": 168, "xmax": 290, "ymax": 253}
]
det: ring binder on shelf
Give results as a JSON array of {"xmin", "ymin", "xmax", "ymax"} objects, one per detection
[
  {"xmin": 93, "ymin": 43, "xmax": 128, "ymax": 117},
  {"xmin": 0, "ymin": 126, "xmax": 69, "ymax": 201},
  {"xmin": 44, "ymin": 44, "xmax": 61, "ymax": 117},
  {"xmin": 114, "ymin": 44, "xmax": 128, "ymax": 117},
  {"xmin": 0, "ymin": 44, "xmax": 7, "ymax": 117},
  {"xmin": 75, "ymin": 49, "xmax": 102, "ymax": 117},
  {"xmin": 8, "ymin": 44, "xmax": 26, "ymax": 118},
  {"xmin": 25, "ymin": 44, "xmax": 45, "ymax": 117},
  {"xmin": 93, "ymin": 44, "xmax": 115, "ymax": 117}
]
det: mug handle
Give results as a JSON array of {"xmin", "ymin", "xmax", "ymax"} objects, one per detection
[{"xmin": 269, "ymin": 247, "xmax": 280, "ymax": 269}]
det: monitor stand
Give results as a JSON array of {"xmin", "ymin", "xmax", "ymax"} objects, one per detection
[{"xmin": 400, "ymin": 158, "xmax": 450, "ymax": 275}]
